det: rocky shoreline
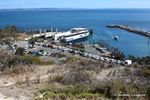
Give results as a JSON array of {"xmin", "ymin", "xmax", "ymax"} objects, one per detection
[{"xmin": 107, "ymin": 24, "xmax": 150, "ymax": 38}]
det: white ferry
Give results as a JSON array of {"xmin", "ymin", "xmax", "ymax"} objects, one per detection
[{"xmin": 54, "ymin": 28, "xmax": 92, "ymax": 42}]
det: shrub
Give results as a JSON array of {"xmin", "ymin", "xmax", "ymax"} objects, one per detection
[
  {"xmin": 62, "ymin": 71, "xmax": 90, "ymax": 85},
  {"xmin": 49, "ymin": 75, "xmax": 63, "ymax": 83},
  {"xmin": 124, "ymin": 67, "xmax": 131, "ymax": 75},
  {"xmin": 133, "ymin": 63, "xmax": 138, "ymax": 68},
  {"xmin": 21, "ymin": 55, "xmax": 54, "ymax": 65},
  {"xmin": 142, "ymin": 67, "xmax": 150, "ymax": 77},
  {"xmin": 15, "ymin": 47, "xmax": 25, "ymax": 55},
  {"xmin": 35, "ymin": 84, "xmax": 103, "ymax": 100},
  {"xmin": 146, "ymin": 87, "xmax": 150, "ymax": 97},
  {"xmin": 0, "ymin": 50, "xmax": 34, "ymax": 74},
  {"xmin": 2, "ymin": 65, "xmax": 33, "ymax": 75},
  {"xmin": 39, "ymin": 60, "xmax": 54, "ymax": 65},
  {"xmin": 91, "ymin": 87, "xmax": 105, "ymax": 94},
  {"xmin": 106, "ymin": 81, "xmax": 139, "ymax": 96},
  {"xmin": 69, "ymin": 59, "xmax": 103, "ymax": 72},
  {"xmin": 112, "ymin": 51, "xmax": 125, "ymax": 60},
  {"xmin": 11, "ymin": 65, "xmax": 30, "ymax": 74},
  {"xmin": 21, "ymin": 55, "xmax": 40, "ymax": 65},
  {"xmin": 66, "ymin": 56, "xmax": 81, "ymax": 63}
]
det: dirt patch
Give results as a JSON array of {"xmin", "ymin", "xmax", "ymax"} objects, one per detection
[
  {"xmin": 0, "ymin": 65, "xmax": 56, "ymax": 100},
  {"xmin": 16, "ymin": 33, "xmax": 30, "ymax": 41}
]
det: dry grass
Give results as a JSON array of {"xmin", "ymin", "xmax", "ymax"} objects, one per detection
[
  {"xmin": 16, "ymin": 32, "xmax": 29, "ymax": 41},
  {"xmin": 0, "ymin": 52, "xmax": 149, "ymax": 100}
]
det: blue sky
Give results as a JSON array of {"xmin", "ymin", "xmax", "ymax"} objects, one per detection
[{"xmin": 0, "ymin": 0, "xmax": 150, "ymax": 9}]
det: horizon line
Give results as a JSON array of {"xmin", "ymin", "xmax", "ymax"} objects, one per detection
[{"xmin": 1, "ymin": 7, "xmax": 150, "ymax": 10}]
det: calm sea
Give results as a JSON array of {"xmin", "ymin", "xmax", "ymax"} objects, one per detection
[{"xmin": 0, "ymin": 9, "xmax": 150, "ymax": 57}]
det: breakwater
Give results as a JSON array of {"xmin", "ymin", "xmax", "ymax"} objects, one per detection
[{"xmin": 107, "ymin": 24, "xmax": 150, "ymax": 38}]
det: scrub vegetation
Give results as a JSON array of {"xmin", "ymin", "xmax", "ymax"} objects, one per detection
[
  {"xmin": 0, "ymin": 50, "xmax": 150, "ymax": 99},
  {"xmin": 34, "ymin": 56, "xmax": 150, "ymax": 100}
]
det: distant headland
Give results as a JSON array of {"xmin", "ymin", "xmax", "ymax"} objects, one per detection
[{"xmin": 0, "ymin": 8, "xmax": 82, "ymax": 11}]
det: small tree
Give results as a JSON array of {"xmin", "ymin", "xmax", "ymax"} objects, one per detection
[
  {"xmin": 15, "ymin": 47, "xmax": 25, "ymax": 56},
  {"xmin": 29, "ymin": 37, "xmax": 38, "ymax": 48},
  {"xmin": 113, "ymin": 51, "xmax": 125, "ymax": 60},
  {"xmin": 147, "ymin": 87, "xmax": 150, "ymax": 97},
  {"xmin": 2, "ymin": 25, "xmax": 18, "ymax": 41}
]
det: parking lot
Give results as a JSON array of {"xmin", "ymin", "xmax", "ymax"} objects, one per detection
[{"xmin": 2, "ymin": 40, "xmax": 132, "ymax": 65}]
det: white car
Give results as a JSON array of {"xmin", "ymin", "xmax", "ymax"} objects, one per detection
[
  {"xmin": 83, "ymin": 52, "xmax": 89, "ymax": 57},
  {"xmin": 53, "ymin": 45, "xmax": 58, "ymax": 49},
  {"xmin": 62, "ymin": 47, "xmax": 69, "ymax": 51},
  {"xmin": 88, "ymin": 53, "xmax": 93, "ymax": 58},
  {"xmin": 24, "ymin": 45, "xmax": 28, "ymax": 50},
  {"xmin": 104, "ymin": 57, "xmax": 109, "ymax": 61},
  {"xmin": 100, "ymin": 57, "xmax": 104, "ymax": 61},
  {"xmin": 116, "ymin": 60, "xmax": 122, "ymax": 64},
  {"xmin": 46, "ymin": 52, "xmax": 51, "ymax": 56},
  {"xmin": 74, "ymin": 50, "xmax": 79, "ymax": 54},
  {"xmin": 124, "ymin": 60, "xmax": 132, "ymax": 65},
  {"xmin": 38, "ymin": 51, "xmax": 43, "ymax": 55},
  {"xmin": 94, "ymin": 55, "xmax": 100, "ymax": 60},
  {"xmin": 111, "ymin": 59, "xmax": 116, "ymax": 63},
  {"xmin": 28, "ymin": 44, "xmax": 33, "ymax": 48},
  {"xmin": 68, "ymin": 48, "xmax": 73, "ymax": 52},
  {"xmin": 42, "ymin": 52, "xmax": 47, "ymax": 56}
]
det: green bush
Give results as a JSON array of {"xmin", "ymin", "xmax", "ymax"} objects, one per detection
[
  {"xmin": 39, "ymin": 60, "xmax": 54, "ymax": 65},
  {"xmin": 146, "ymin": 87, "xmax": 150, "ymax": 97},
  {"xmin": 21, "ymin": 55, "xmax": 54, "ymax": 65},
  {"xmin": 124, "ymin": 67, "xmax": 131, "ymax": 75},
  {"xmin": 142, "ymin": 67, "xmax": 150, "ymax": 77},
  {"xmin": 62, "ymin": 71, "xmax": 90, "ymax": 85},
  {"xmin": 15, "ymin": 47, "xmax": 25, "ymax": 55},
  {"xmin": 49, "ymin": 75, "xmax": 63, "ymax": 83},
  {"xmin": 36, "ymin": 84, "xmax": 104, "ymax": 100},
  {"xmin": 21, "ymin": 55, "xmax": 40, "ymax": 64},
  {"xmin": 66, "ymin": 56, "xmax": 81, "ymax": 63},
  {"xmin": 105, "ymin": 81, "xmax": 140, "ymax": 97},
  {"xmin": 113, "ymin": 51, "xmax": 125, "ymax": 60}
]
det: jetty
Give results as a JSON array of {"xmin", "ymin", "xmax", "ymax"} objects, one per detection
[{"xmin": 107, "ymin": 24, "xmax": 150, "ymax": 38}]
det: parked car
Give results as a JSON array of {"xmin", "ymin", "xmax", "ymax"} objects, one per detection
[
  {"xmin": 48, "ymin": 44, "xmax": 53, "ymax": 48},
  {"xmin": 88, "ymin": 53, "xmax": 93, "ymax": 58},
  {"xmin": 83, "ymin": 52, "xmax": 89, "ymax": 57},
  {"xmin": 100, "ymin": 57, "xmax": 104, "ymax": 61},
  {"xmin": 69, "ymin": 49, "xmax": 75, "ymax": 54},
  {"xmin": 115, "ymin": 60, "xmax": 122, "ymax": 64},
  {"xmin": 50, "ymin": 53, "xmax": 58, "ymax": 57},
  {"xmin": 62, "ymin": 47, "xmax": 69, "ymax": 51},
  {"xmin": 46, "ymin": 52, "xmax": 51, "ymax": 56},
  {"xmin": 123, "ymin": 60, "xmax": 132, "ymax": 65},
  {"xmin": 96, "ymin": 48, "xmax": 103, "ymax": 52},
  {"xmin": 42, "ymin": 52, "xmax": 47, "ymax": 56},
  {"xmin": 94, "ymin": 55, "xmax": 100, "ymax": 60},
  {"xmin": 104, "ymin": 57, "xmax": 109, "ymax": 61},
  {"xmin": 24, "ymin": 45, "xmax": 28, "ymax": 50}
]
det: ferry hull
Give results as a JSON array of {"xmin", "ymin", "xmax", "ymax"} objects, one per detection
[
  {"xmin": 71, "ymin": 36, "xmax": 89, "ymax": 43},
  {"xmin": 62, "ymin": 35, "xmax": 90, "ymax": 43}
]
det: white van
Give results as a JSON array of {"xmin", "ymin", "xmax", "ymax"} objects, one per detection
[{"xmin": 124, "ymin": 60, "xmax": 132, "ymax": 65}]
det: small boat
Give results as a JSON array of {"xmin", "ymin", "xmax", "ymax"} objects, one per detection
[{"xmin": 113, "ymin": 36, "xmax": 119, "ymax": 40}]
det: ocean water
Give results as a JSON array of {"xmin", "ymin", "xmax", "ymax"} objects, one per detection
[{"xmin": 0, "ymin": 9, "xmax": 150, "ymax": 57}]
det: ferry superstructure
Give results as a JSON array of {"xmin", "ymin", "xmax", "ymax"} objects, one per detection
[{"xmin": 54, "ymin": 28, "xmax": 92, "ymax": 42}]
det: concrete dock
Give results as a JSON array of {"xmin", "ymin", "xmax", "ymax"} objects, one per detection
[{"xmin": 107, "ymin": 24, "xmax": 150, "ymax": 38}]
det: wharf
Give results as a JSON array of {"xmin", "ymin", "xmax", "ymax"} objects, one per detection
[{"xmin": 107, "ymin": 24, "xmax": 150, "ymax": 38}]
